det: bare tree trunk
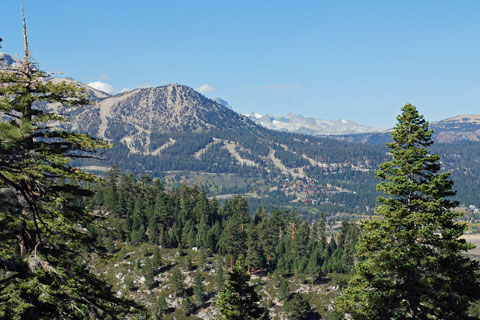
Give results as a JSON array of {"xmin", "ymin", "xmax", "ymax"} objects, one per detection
[{"xmin": 22, "ymin": 5, "xmax": 30, "ymax": 68}]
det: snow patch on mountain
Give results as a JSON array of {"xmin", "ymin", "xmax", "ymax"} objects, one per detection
[{"xmin": 246, "ymin": 112, "xmax": 378, "ymax": 136}]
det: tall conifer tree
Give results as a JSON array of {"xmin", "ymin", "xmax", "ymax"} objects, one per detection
[
  {"xmin": 336, "ymin": 104, "xmax": 480, "ymax": 319},
  {"xmin": 0, "ymin": 12, "xmax": 136, "ymax": 319},
  {"xmin": 217, "ymin": 261, "xmax": 269, "ymax": 320}
]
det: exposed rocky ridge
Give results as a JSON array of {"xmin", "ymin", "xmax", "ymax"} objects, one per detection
[
  {"xmin": 432, "ymin": 114, "xmax": 480, "ymax": 143},
  {"xmin": 67, "ymin": 84, "xmax": 257, "ymax": 154},
  {"xmin": 0, "ymin": 52, "xmax": 20, "ymax": 67}
]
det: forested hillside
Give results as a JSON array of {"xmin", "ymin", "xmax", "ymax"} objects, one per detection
[
  {"xmin": 85, "ymin": 169, "xmax": 360, "ymax": 319},
  {"xmin": 48, "ymin": 81, "xmax": 478, "ymax": 215}
]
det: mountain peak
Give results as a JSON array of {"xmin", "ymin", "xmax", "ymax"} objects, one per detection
[
  {"xmin": 0, "ymin": 52, "xmax": 20, "ymax": 68},
  {"xmin": 440, "ymin": 114, "xmax": 480, "ymax": 124},
  {"xmin": 67, "ymin": 83, "xmax": 255, "ymax": 153},
  {"xmin": 164, "ymin": 83, "xmax": 191, "ymax": 90}
]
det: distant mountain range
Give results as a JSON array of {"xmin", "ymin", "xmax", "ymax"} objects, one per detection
[
  {"xmin": 2, "ymin": 52, "xmax": 480, "ymax": 214},
  {"xmin": 245, "ymin": 112, "xmax": 380, "ymax": 135},
  {"xmin": 335, "ymin": 114, "xmax": 480, "ymax": 144},
  {"xmin": 244, "ymin": 110, "xmax": 480, "ymax": 143}
]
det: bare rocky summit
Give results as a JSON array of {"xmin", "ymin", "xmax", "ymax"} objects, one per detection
[
  {"xmin": 67, "ymin": 84, "xmax": 255, "ymax": 154},
  {"xmin": 432, "ymin": 114, "xmax": 480, "ymax": 143}
]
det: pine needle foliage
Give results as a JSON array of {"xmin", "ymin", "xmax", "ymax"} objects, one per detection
[
  {"xmin": 217, "ymin": 260, "xmax": 269, "ymax": 320},
  {"xmin": 336, "ymin": 104, "xmax": 480, "ymax": 319},
  {"xmin": 0, "ymin": 22, "xmax": 138, "ymax": 319}
]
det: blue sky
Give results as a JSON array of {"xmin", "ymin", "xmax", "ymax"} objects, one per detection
[{"xmin": 2, "ymin": 1, "xmax": 480, "ymax": 129}]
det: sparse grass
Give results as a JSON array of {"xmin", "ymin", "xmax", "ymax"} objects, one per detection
[{"xmin": 89, "ymin": 243, "xmax": 342, "ymax": 319}]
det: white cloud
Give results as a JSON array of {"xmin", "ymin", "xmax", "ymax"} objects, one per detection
[
  {"xmin": 196, "ymin": 83, "xmax": 214, "ymax": 93},
  {"xmin": 99, "ymin": 74, "xmax": 109, "ymax": 80},
  {"xmin": 262, "ymin": 84, "xmax": 300, "ymax": 90},
  {"xmin": 88, "ymin": 81, "xmax": 115, "ymax": 94}
]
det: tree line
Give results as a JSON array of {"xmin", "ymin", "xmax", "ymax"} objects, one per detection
[{"xmin": 89, "ymin": 171, "xmax": 360, "ymax": 281}]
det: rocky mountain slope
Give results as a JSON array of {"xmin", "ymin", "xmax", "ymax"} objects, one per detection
[
  {"xmin": 65, "ymin": 84, "xmax": 256, "ymax": 155},
  {"xmin": 61, "ymin": 83, "xmax": 478, "ymax": 213},
  {"xmin": 433, "ymin": 114, "xmax": 480, "ymax": 143},
  {"xmin": 55, "ymin": 83, "xmax": 386, "ymax": 214}
]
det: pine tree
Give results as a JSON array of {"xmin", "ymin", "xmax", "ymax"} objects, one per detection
[
  {"xmin": 217, "ymin": 260, "xmax": 269, "ymax": 320},
  {"xmin": 193, "ymin": 271, "xmax": 205, "ymax": 305},
  {"xmin": 186, "ymin": 256, "xmax": 194, "ymax": 271},
  {"xmin": 278, "ymin": 279, "xmax": 290, "ymax": 301},
  {"xmin": 336, "ymin": 104, "xmax": 480, "ymax": 319},
  {"xmin": 0, "ymin": 11, "xmax": 137, "ymax": 319},
  {"xmin": 124, "ymin": 274, "xmax": 136, "ymax": 291},
  {"xmin": 153, "ymin": 296, "xmax": 168, "ymax": 319},
  {"xmin": 181, "ymin": 296, "xmax": 193, "ymax": 317},
  {"xmin": 311, "ymin": 214, "xmax": 327, "ymax": 245},
  {"xmin": 152, "ymin": 245, "xmax": 162, "ymax": 269},
  {"xmin": 292, "ymin": 221, "xmax": 310, "ymax": 277},
  {"xmin": 284, "ymin": 293, "xmax": 314, "ymax": 320},
  {"xmin": 170, "ymin": 266, "xmax": 185, "ymax": 296},
  {"xmin": 144, "ymin": 259, "xmax": 155, "ymax": 289},
  {"xmin": 260, "ymin": 208, "xmax": 286, "ymax": 267},
  {"xmin": 216, "ymin": 259, "xmax": 225, "ymax": 291},
  {"xmin": 219, "ymin": 209, "xmax": 246, "ymax": 271},
  {"xmin": 306, "ymin": 248, "xmax": 322, "ymax": 284},
  {"xmin": 245, "ymin": 223, "xmax": 266, "ymax": 272}
]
